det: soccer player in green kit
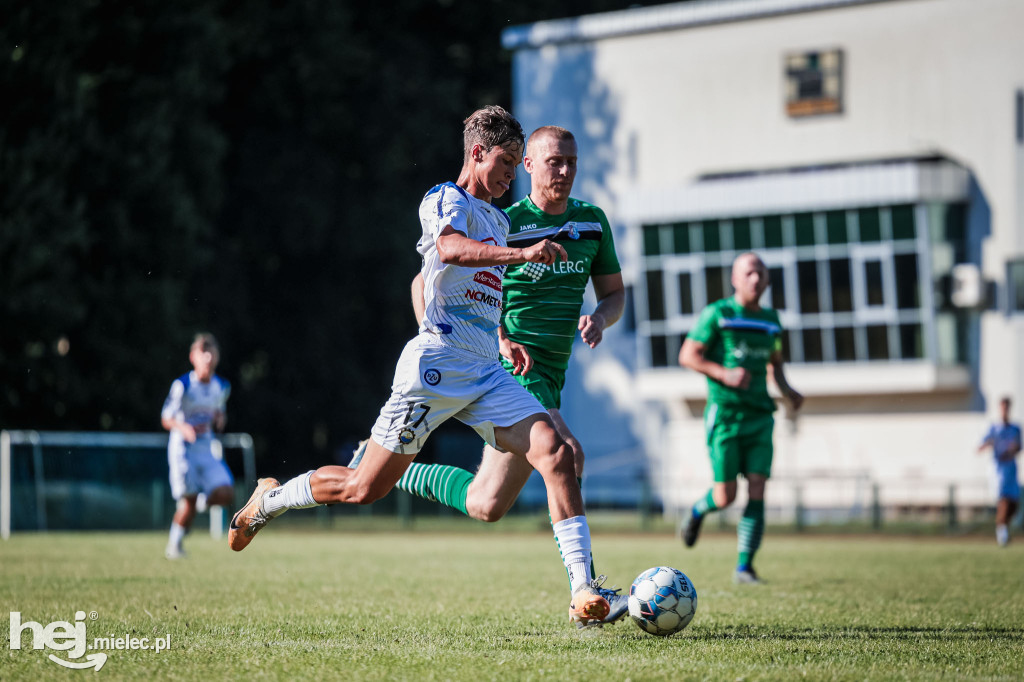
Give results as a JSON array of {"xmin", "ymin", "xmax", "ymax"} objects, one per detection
[
  {"xmin": 679, "ymin": 252, "xmax": 803, "ymax": 584},
  {"xmin": 359, "ymin": 125, "xmax": 628, "ymax": 625}
]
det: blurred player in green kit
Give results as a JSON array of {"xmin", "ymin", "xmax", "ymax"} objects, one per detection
[{"xmin": 679, "ymin": 253, "xmax": 803, "ymax": 584}]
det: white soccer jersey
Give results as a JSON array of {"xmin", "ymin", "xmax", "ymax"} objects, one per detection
[
  {"xmin": 161, "ymin": 371, "xmax": 231, "ymax": 446},
  {"xmin": 416, "ymin": 182, "xmax": 509, "ymax": 359}
]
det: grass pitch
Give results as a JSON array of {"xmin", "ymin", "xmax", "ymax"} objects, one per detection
[{"xmin": 3, "ymin": 526, "xmax": 1022, "ymax": 681}]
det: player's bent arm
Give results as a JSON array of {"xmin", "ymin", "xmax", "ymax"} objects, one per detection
[
  {"xmin": 681, "ymin": 338, "xmax": 751, "ymax": 389},
  {"xmin": 583, "ymin": 273, "xmax": 626, "ymax": 335},
  {"xmin": 411, "ymin": 273, "xmax": 426, "ymax": 326},
  {"xmin": 162, "ymin": 416, "xmax": 197, "ymax": 442},
  {"xmin": 679, "ymin": 338, "xmax": 727, "ymax": 383},
  {"xmin": 436, "ymin": 227, "xmax": 566, "ymax": 267},
  {"xmin": 768, "ymin": 351, "xmax": 804, "ymax": 412},
  {"xmin": 498, "ymin": 325, "xmax": 533, "ymax": 376}
]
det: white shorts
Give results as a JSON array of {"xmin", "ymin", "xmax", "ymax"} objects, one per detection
[
  {"xmin": 370, "ymin": 335, "xmax": 546, "ymax": 455},
  {"xmin": 167, "ymin": 436, "xmax": 235, "ymax": 500}
]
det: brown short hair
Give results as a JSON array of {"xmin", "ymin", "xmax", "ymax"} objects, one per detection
[{"xmin": 463, "ymin": 105, "xmax": 524, "ymax": 162}]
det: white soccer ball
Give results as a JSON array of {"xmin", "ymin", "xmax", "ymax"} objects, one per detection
[{"xmin": 627, "ymin": 566, "xmax": 697, "ymax": 636}]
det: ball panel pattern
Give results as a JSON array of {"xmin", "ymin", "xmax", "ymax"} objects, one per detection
[{"xmin": 628, "ymin": 566, "xmax": 698, "ymax": 637}]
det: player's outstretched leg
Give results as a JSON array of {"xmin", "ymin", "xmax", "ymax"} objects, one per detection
[
  {"xmin": 352, "ymin": 438, "xmax": 476, "ymax": 515},
  {"xmin": 228, "ymin": 478, "xmax": 281, "ymax": 551},
  {"xmin": 682, "ymin": 489, "xmax": 719, "ymax": 547},
  {"xmin": 551, "ymin": 514, "xmax": 610, "ymax": 626},
  {"xmin": 165, "ymin": 524, "xmax": 187, "ymax": 560},
  {"xmin": 500, "ymin": 415, "xmax": 611, "ymax": 627},
  {"xmin": 734, "ymin": 498, "xmax": 765, "ymax": 584}
]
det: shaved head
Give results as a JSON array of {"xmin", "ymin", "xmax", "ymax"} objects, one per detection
[
  {"xmin": 731, "ymin": 252, "xmax": 769, "ymax": 308},
  {"xmin": 526, "ymin": 126, "xmax": 575, "ymax": 157},
  {"xmin": 732, "ymin": 252, "xmax": 765, "ymax": 277}
]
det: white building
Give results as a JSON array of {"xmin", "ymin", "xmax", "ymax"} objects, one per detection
[{"xmin": 502, "ymin": 0, "xmax": 1024, "ymax": 518}]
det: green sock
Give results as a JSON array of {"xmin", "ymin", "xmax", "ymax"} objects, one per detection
[
  {"xmin": 394, "ymin": 463, "xmax": 473, "ymax": 516},
  {"xmin": 737, "ymin": 499, "xmax": 765, "ymax": 568},
  {"xmin": 692, "ymin": 489, "xmax": 719, "ymax": 518}
]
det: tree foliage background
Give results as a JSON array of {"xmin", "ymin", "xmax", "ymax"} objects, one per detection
[{"xmin": 0, "ymin": 0, "xmax": 673, "ymax": 474}]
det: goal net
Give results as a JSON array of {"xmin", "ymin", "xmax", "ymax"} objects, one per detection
[{"xmin": 1, "ymin": 430, "xmax": 255, "ymax": 540}]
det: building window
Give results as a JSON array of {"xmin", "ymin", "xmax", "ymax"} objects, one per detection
[
  {"xmin": 1009, "ymin": 259, "xmax": 1024, "ymax": 313},
  {"xmin": 785, "ymin": 49, "xmax": 843, "ymax": 118},
  {"xmin": 637, "ymin": 203, "xmax": 964, "ymax": 368}
]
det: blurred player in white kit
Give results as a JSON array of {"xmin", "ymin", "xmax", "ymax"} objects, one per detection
[{"xmin": 161, "ymin": 333, "xmax": 234, "ymax": 559}]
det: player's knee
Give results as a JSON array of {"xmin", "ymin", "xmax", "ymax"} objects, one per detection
[
  {"xmin": 467, "ymin": 501, "xmax": 506, "ymax": 523},
  {"xmin": 207, "ymin": 486, "xmax": 233, "ymax": 506},
  {"xmin": 175, "ymin": 506, "xmax": 197, "ymax": 526},
  {"xmin": 714, "ymin": 487, "xmax": 737, "ymax": 507},
  {"xmin": 539, "ymin": 440, "xmax": 574, "ymax": 478}
]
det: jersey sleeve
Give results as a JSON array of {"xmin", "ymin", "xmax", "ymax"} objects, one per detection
[
  {"xmin": 687, "ymin": 303, "xmax": 719, "ymax": 346},
  {"xmin": 218, "ymin": 378, "xmax": 231, "ymax": 411},
  {"xmin": 428, "ymin": 185, "xmax": 470, "ymax": 238},
  {"xmin": 590, "ymin": 209, "xmax": 622, "ymax": 277},
  {"xmin": 980, "ymin": 425, "xmax": 996, "ymax": 446},
  {"xmin": 161, "ymin": 380, "xmax": 185, "ymax": 421},
  {"xmin": 417, "ymin": 185, "xmax": 472, "ymax": 259}
]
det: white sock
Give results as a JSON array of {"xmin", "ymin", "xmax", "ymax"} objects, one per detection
[
  {"xmin": 996, "ymin": 524, "xmax": 1009, "ymax": 546},
  {"xmin": 552, "ymin": 515, "xmax": 594, "ymax": 593},
  {"xmin": 168, "ymin": 522, "xmax": 186, "ymax": 548},
  {"xmin": 262, "ymin": 471, "xmax": 318, "ymax": 517}
]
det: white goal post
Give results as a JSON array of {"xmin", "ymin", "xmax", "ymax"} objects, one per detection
[{"xmin": 1, "ymin": 430, "xmax": 256, "ymax": 540}]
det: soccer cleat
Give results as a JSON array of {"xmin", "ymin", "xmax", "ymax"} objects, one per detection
[
  {"xmin": 569, "ymin": 578, "xmax": 611, "ymax": 627},
  {"xmin": 348, "ymin": 439, "xmax": 369, "ymax": 469},
  {"xmin": 575, "ymin": 576, "xmax": 628, "ymax": 629},
  {"xmin": 996, "ymin": 525, "xmax": 1010, "ymax": 547},
  {"xmin": 681, "ymin": 511, "xmax": 704, "ymax": 548},
  {"xmin": 734, "ymin": 566, "xmax": 762, "ymax": 585},
  {"xmin": 228, "ymin": 477, "xmax": 281, "ymax": 551},
  {"xmin": 164, "ymin": 544, "xmax": 186, "ymax": 560}
]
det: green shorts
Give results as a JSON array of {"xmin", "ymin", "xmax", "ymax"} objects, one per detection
[
  {"xmin": 500, "ymin": 357, "xmax": 565, "ymax": 410},
  {"xmin": 704, "ymin": 403, "xmax": 775, "ymax": 482}
]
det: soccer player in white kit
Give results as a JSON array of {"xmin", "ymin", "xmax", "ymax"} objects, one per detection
[
  {"xmin": 160, "ymin": 333, "xmax": 234, "ymax": 559},
  {"xmin": 228, "ymin": 106, "xmax": 615, "ymax": 626}
]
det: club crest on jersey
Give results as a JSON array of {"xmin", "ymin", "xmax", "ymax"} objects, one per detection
[
  {"xmin": 399, "ymin": 429, "xmax": 416, "ymax": 444},
  {"xmin": 423, "ymin": 368, "xmax": 441, "ymax": 386},
  {"xmin": 567, "ymin": 223, "xmax": 580, "ymax": 240}
]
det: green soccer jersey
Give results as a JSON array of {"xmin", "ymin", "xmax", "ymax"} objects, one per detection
[
  {"xmin": 687, "ymin": 297, "xmax": 783, "ymax": 414},
  {"xmin": 502, "ymin": 196, "xmax": 621, "ymax": 371}
]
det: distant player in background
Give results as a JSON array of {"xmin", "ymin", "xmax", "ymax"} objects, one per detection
[
  {"xmin": 678, "ymin": 253, "xmax": 803, "ymax": 584},
  {"xmin": 229, "ymin": 107, "xmax": 621, "ymax": 628},
  {"xmin": 373, "ymin": 125, "xmax": 627, "ymax": 626},
  {"xmin": 977, "ymin": 396, "xmax": 1021, "ymax": 547},
  {"xmin": 160, "ymin": 333, "xmax": 234, "ymax": 559}
]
